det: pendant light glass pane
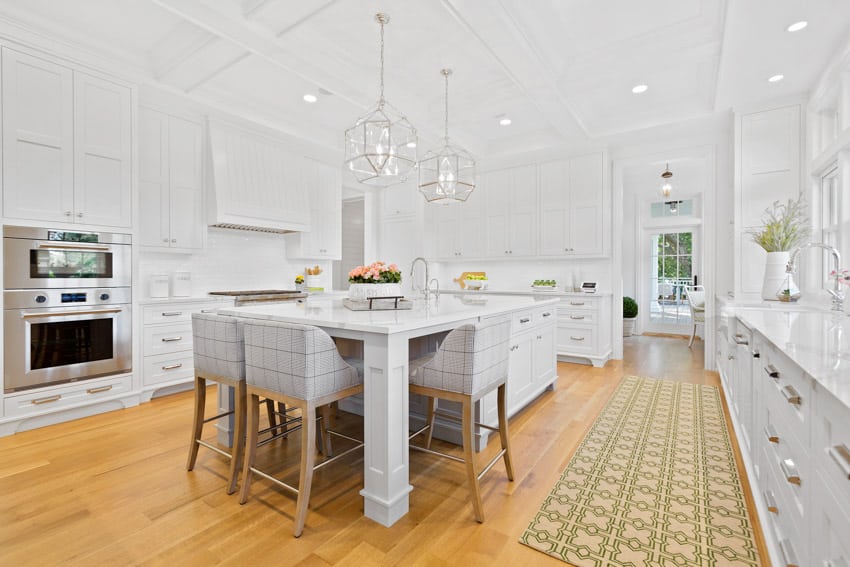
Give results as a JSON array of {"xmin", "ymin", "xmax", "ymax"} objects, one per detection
[
  {"xmin": 418, "ymin": 142, "xmax": 475, "ymax": 203},
  {"xmin": 346, "ymin": 103, "xmax": 417, "ymax": 187}
]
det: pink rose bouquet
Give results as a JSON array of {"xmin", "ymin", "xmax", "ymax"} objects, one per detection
[{"xmin": 348, "ymin": 261, "xmax": 401, "ymax": 284}]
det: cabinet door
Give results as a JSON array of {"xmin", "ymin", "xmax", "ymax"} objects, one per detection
[
  {"xmin": 533, "ymin": 323, "xmax": 557, "ymax": 386},
  {"xmin": 1, "ymin": 48, "xmax": 74, "ymax": 222},
  {"xmin": 507, "ymin": 332, "xmax": 534, "ymax": 414},
  {"xmin": 539, "ymin": 160, "xmax": 569, "ymax": 256},
  {"xmin": 138, "ymin": 108, "xmax": 169, "ymax": 247},
  {"xmin": 317, "ymin": 160, "xmax": 342, "ymax": 258},
  {"xmin": 508, "ymin": 165, "xmax": 538, "ymax": 256},
  {"xmin": 485, "ymin": 170, "xmax": 511, "ymax": 257},
  {"xmin": 457, "ymin": 189, "xmax": 486, "ymax": 258},
  {"xmin": 73, "ymin": 72, "xmax": 132, "ymax": 227},
  {"xmin": 434, "ymin": 204, "xmax": 459, "ymax": 259},
  {"xmin": 168, "ymin": 116, "xmax": 204, "ymax": 250},
  {"xmin": 382, "ymin": 179, "xmax": 419, "ymax": 217},
  {"xmin": 568, "ymin": 153, "xmax": 603, "ymax": 255}
]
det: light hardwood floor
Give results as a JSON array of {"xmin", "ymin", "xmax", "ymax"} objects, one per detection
[{"xmin": 0, "ymin": 336, "xmax": 766, "ymax": 566}]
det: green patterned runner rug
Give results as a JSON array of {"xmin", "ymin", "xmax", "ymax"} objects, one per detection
[{"xmin": 519, "ymin": 376, "xmax": 760, "ymax": 567}]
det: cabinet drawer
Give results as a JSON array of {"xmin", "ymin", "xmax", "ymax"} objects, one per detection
[
  {"xmin": 813, "ymin": 389, "xmax": 850, "ymax": 505},
  {"xmin": 763, "ymin": 403, "xmax": 810, "ymax": 522},
  {"xmin": 560, "ymin": 296, "xmax": 600, "ymax": 310},
  {"xmin": 512, "ymin": 310, "xmax": 536, "ymax": 332},
  {"xmin": 142, "ymin": 301, "xmax": 223, "ymax": 325},
  {"xmin": 558, "ymin": 310, "xmax": 597, "ymax": 325},
  {"xmin": 143, "ymin": 352, "xmax": 195, "ymax": 386},
  {"xmin": 761, "ymin": 444, "xmax": 810, "ymax": 566},
  {"xmin": 557, "ymin": 325, "xmax": 596, "ymax": 353},
  {"xmin": 3, "ymin": 374, "xmax": 132, "ymax": 418},
  {"xmin": 143, "ymin": 322, "xmax": 193, "ymax": 356},
  {"xmin": 534, "ymin": 305, "xmax": 557, "ymax": 323},
  {"xmin": 811, "ymin": 472, "xmax": 850, "ymax": 567},
  {"xmin": 757, "ymin": 337, "xmax": 811, "ymax": 447}
]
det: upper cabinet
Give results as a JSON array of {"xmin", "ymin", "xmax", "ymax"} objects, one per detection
[
  {"xmin": 286, "ymin": 158, "xmax": 342, "ymax": 260},
  {"xmin": 138, "ymin": 108, "xmax": 204, "ymax": 251},
  {"xmin": 2, "ymin": 48, "xmax": 132, "ymax": 228},
  {"xmin": 430, "ymin": 187, "xmax": 486, "ymax": 259},
  {"xmin": 539, "ymin": 152, "xmax": 604, "ymax": 257},
  {"xmin": 485, "ymin": 164, "xmax": 537, "ymax": 257},
  {"xmin": 382, "ymin": 180, "xmax": 421, "ymax": 218}
]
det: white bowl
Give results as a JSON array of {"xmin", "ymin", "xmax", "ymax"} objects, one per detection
[{"xmin": 465, "ymin": 280, "xmax": 487, "ymax": 290}]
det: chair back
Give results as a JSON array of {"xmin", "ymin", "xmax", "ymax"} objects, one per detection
[
  {"xmin": 684, "ymin": 286, "xmax": 706, "ymax": 320},
  {"xmin": 243, "ymin": 320, "xmax": 360, "ymax": 401},
  {"xmin": 192, "ymin": 313, "xmax": 245, "ymax": 379},
  {"xmin": 417, "ymin": 317, "xmax": 511, "ymax": 395}
]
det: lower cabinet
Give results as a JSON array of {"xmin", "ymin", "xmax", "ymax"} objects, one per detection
[
  {"xmin": 139, "ymin": 298, "xmax": 232, "ymax": 401},
  {"xmin": 556, "ymin": 294, "xmax": 611, "ymax": 367}
]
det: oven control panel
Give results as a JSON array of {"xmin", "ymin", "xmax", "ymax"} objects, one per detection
[{"xmin": 4, "ymin": 287, "xmax": 131, "ymax": 309}]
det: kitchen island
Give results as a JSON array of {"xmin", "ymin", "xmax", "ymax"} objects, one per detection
[{"xmin": 219, "ymin": 293, "xmax": 559, "ymax": 528}]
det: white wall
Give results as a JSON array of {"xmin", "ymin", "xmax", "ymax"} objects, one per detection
[{"xmin": 429, "ymin": 258, "xmax": 611, "ymax": 293}]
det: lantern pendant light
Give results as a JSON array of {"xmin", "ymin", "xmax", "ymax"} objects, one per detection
[
  {"xmin": 660, "ymin": 162, "xmax": 673, "ymax": 198},
  {"xmin": 344, "ymin": 13, "xmax": 417, "ymax": 187},
  {"xmin": 418, "ymin": 69, "xmax": 475, "ymax": 203}
]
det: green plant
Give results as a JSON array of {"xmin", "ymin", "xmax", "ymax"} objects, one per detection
[
  {"xmin": 748, "ymin": 195, "xmax": 810, "ymax": 252},
  {"xmin": 623, "ymin": 296, "xmax": 638, "ymax": 318}
]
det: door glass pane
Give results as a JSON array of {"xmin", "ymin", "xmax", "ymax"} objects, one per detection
[{"xmin": 649, "ymin": 231, "xmax": 694, "ymax": 326}]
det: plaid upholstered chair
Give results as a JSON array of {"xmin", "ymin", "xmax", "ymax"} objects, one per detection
[
  {"xmin": 239, "ymin": 319, "xmax": 364, "ymax": 538},
  {"xmin": 408, "ymin": 317, "xmax": 514, "ymax": 522},
  {"xmin": 187, "ymin": 313, "xmax": 302, "ymax": 495}
]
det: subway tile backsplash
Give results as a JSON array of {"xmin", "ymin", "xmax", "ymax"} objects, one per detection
[{"xmin": 137, "ymin": 228, "xmax": 330, "ymax": 298}]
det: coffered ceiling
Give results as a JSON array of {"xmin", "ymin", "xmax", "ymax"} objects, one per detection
[{"xmin": 2, "ymin": 0, "xmax": 849, "ymax": 157}]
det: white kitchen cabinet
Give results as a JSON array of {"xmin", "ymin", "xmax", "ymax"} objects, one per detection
[
  {"xmin": 735, "ymin": 104, "xmax": 801, "ymax": 299},
  {"xmin": 485, "ymin": 165, "xmax": 537, "ymax": 257},
  {"xmin": 138, "ymin": 108, "xmax": 204, "ymax": 251},
  {"xmin": 556, "ymin": 294, "xmax": 612, "ymax": 367},
  {"xmin": 430, "ymin": 188, "xmax": 486, "ymax": 259},
  {"xmin": 382, "ymin": 180, "xmax": 420, "ymax": 218},
  {"xmin": 286, "ymin": 158, "xmax": 341, "ymax": 260},
  {"xmin": 539, "ymin": 153, "xmax": 605, "ymax": 257},
  {"xmin": 1, "ymin": 48, "xmax": 131, "ymax": 228}
]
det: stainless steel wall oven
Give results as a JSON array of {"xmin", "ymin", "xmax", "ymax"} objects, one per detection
[{"xmin": 3, "ymin": 226, "xmax": 132, "ymax": 393}]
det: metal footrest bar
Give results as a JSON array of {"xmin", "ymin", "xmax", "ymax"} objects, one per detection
[
  {"xmin": 430, "ymin": 409, "xmax": 499, "ymax": 432},
  {"xmin": 408, "ymin": 424, "xmax": 430, "ymax": 441},
  {"xmin": 196, "ymin": 439, "xmax": 231, "ymax": 459},
  {"xmin": 248, "ymin": 466, "xmax": 299, "ymax": 496},
  {"xmin": 477, "ymin": 448, "xmax": 506, "ymax": 480},
  {"xmin": 313, "ymin": 441, "xmax": 364, "ymax": 471},
  {"xmin": 202, "ymin": 409, "xmax": 234, "ymax": 424},
  {"xmin": 409, "ymin": 443, "xmax": 465, "ymax": 463}
]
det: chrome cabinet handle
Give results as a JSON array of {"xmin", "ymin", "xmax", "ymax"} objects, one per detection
[
  {"xmin": 64, "ymin": 210, "xmax": 72, "ymax": 216},
  {"xmin": 23, "ymin": 308, "xmax": 122, "ymax": 319},
  {"xmin": 570, "ymin": 336, "xmax": 585, "ymax": 341},
  {"xmin": 161, "ymin": 363, "xmax": 183, "ymax": 370},
  {"xmin": 519, "ymin": 317, "xmax": 530, "ymax": 323},
  {"xmin": 778, "ymin": 538, "xmax": 797, "ymax": 567},
  {"xmin": 779, "ymin": 458, "xmax": 801, "ymax": 485},
  {"xmin": 200, "ymin": 309, "xmax": 216, "ymax": 313},
  {"xmin": 161, "ymin": 336, "xmax": 183, "ymax": 342},
  {"xmin": 781, "ymin": 385, "xmax": 802, "ymax": 406},
  {"xmin": 828, "ymin": 444, "xmax": 850, "ymax": 479},
  {"xmin": 86, "ymin": 385, "xmax": 113, "ymax": 394},
  {"xmin": 733, "ymin": 334, "xmax": 749, "ymax": 345},
  {"xmin": 31, "ymin": 394, "xmax": 61, "ymax": 405},
  {"xmin": 76, "ymin": 212, "xmax": 84, "ymax": 218},
  {"xmin": 752, "ymin": 350, "xmax": 760, "ymax": 359},
  {"xmin": 764, "ymin": 364, "xmax": 779, "ymax": 379},
  {"xmin": 171, "ymin": 238, "xmax": 177, "ymax": 243},
  {"xmin": 163, "ymin": 238, "xmax": 169, "ymax": 243},
  {"xmin": 38, "ymin": 242, "xmax": 111, "ymax": 251},
  {"xmin": 762, "ymin": 489, "xmax": 778, "ymax": 514},
  {"xmin": 161, "ymin": 311, "xmax": 183, "ymax": 317},
  {"xmin": 764, "ymin": 424, "xmax": 779, "ymax": 444},
  {"xmin": 570, "ymin": 301, "xmax": 585, "ymax": 306},
  {"xmin": 542, "ymin": 312, "xmax": 551, "ymax": 317},
  {"xmin": 570, "ymin": 315, "xmax": 585, "ymax": 320},
  {"xmin": 825, "ymin": 556, "xmax": 849, "ymax": 567}
]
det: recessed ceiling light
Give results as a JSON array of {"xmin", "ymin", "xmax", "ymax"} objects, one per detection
[
  {"xmin": 499, "ymin": 118, "xmax": 512, "ymax": 126},
  {"xmin": 768, "ymin": 74, "xmax": 785, "ymax": 83},
  {"xmin": 632, "ymin": 84, "xmax": 648, "ymax": 94},
  {"xmin": 303, "ymin": 94, "xmax": 318, "ymax": 103},
  {"xmin": 786, "ymin": 21, "xmax": 808, "ymax": 32}
]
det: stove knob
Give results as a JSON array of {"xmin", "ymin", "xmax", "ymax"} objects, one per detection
[
  {"xmin": 100, "ymin": 293, "xmax": 110, "ymax": 302},
  {"xmin": 35, "ymin": 294, "xmax": 47, "ymax": 304}
]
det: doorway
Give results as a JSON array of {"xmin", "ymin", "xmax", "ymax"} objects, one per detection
[{"xmin": 643, "ymin": 228, "xmax": 701, "ymax": 336}]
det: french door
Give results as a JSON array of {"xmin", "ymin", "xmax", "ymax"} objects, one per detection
[{"xmin": 643, "ymin": 229, "xmax": 701, "ymax": 335}]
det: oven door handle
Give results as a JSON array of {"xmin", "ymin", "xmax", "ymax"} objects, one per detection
[
  {"xmin": 37, "ymin": 243, "xmax": 111, "ymax": 252},
  {"xmin": 22, "ymin": 308, "xmax": 123, "ymax": 319}
]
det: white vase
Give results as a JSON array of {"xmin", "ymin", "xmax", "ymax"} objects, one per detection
[
  {"xmin": 623, "ymin": 317, "xmax": 636, "ymax": 337},
  {"xmin": 761, "ymin": 251, "xmax": 790, "ymax": 301},
  {"xmin": 348, "ymin": 283, "xmax": 403, "ymax": 301}
]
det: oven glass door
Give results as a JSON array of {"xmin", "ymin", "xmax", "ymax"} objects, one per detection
[
  {"xmin": 30, "ymin": 247, "xmax": 113, "ymax": 280},
  {"xmin": 4, "ymin": 239, "xmax": 130, "ymax": 289},
  {"xmin": 4, "ymin": 305, "xmax": 132, "ymax": 393}
]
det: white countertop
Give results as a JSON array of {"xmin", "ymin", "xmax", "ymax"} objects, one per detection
[
  {"xmin": 219, "ymin": 294, "xmax": 559, "ymax": 335},
  {"xmin": 138, "ymin": 295, "xmax": 234, "ymax": 305},
  {"xmin": 440, "ymin": 288, "xmax": 612, "ymax": 298},
  {"xmin": 735, "ymin": 309, "xmax": 850, "ymax": 408}
]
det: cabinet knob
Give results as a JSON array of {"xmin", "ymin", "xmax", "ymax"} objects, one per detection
[
  {"xmin": 163, "ymin": 238, "xmax": 169, "ymax": 243},
  {"xmin": 77, "ymin": 212, "xmax": 84, "ymax": 218},
  {"xmin": 171, "ymin": 238, "xmax": 177, "ymax": 243},
  {"xmin": 64, "ymin": 210, "xmax": 72, "ymax": 217}
]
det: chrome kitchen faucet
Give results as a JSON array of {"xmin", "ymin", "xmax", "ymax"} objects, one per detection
[{"xmin": 786, "ymin": 242, "xmax": 845, "ymax": 312}]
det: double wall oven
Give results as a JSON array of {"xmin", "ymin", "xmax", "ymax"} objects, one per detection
[{"xmin": 4, "ymin": 226, "xmax": 132, "ymax": 393}]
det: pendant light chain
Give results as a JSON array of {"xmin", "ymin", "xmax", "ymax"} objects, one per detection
[{"xmin": 378, "ymin": 14, "xmax": 386, "ymax": 106}]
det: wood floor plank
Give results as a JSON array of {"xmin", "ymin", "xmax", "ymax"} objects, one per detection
[{"xmin": 0, "ymin": 336, "xmax": 767, "ymax": 566}]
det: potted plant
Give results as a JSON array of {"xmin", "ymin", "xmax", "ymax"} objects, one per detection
[
  {"xmin": 347, "ymin": 261, "xmax": 402, "ymax": 300},
  {"xmin": 623, "ymin": 296, "xmax": 638, "ymax": 336},
  {"xmin": 748, "ymin": 196, "xmax": 810, "ymax": 300}
]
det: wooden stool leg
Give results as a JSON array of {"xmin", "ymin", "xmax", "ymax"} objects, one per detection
[
  {"xmin": 294, "ymin": 401, "xmax": 317, "ymax": 538},
  {"xmin": 278, "ymin": 402, "xmax": 289, "ymax": 438},
  {"xmin": 186, "ymin": 375, "xmax": 206, "ymax": 471},
  {"xmin": 497, "ymin": 383, "xmax": 514, "ymax": 481},
  {"xmin": 320, "ymin": 405, "xmax": 333, "ymax": 457},
  {"xmin": 424, "ymin": 396, "xmax": 436, "ymax": 449},
  {"xmin": 239, "ymin": 392, "xmax": 261, "ymax": 505},
  {"xmin": 265, "ymin": 398, "xmax": 278, "ymax": 435},
  {"xmin": 462, "ymin": 396, "xmax": 484, "ymax": 522},
  {"xmin": 227, "ymin": 381, "xmax": 247, "ymax": 494}
]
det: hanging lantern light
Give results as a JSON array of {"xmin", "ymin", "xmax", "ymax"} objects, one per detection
[
  {"xmin": 418, "ymin": 69, "xmax": 475, "ymax": 203},
  {"xmin": 344, "ymin": 13, "xmax": 417, "ymax": 187},
  {"xmin": 660, "ymin": 162, "xmax": 673, "ymax": 197}
]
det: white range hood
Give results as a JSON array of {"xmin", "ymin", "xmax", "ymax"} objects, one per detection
[{"xmin": 207, "ymin": 119, "xmax": 310, "ymax": 234}]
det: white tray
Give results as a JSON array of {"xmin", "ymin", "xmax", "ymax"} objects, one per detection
[
  {"xmin": 531, "ymin": 285, "xmax": 558, "ymax": 291},
  {"xmin": 342, "ymin": 297, "xmax": 414, "ymax": 311}
]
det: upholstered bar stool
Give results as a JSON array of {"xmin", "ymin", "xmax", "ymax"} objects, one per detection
[
  {"xmin": 408, "ymin": 317, "xmax": 514, "ymax": 522},
  {"xmin": 187, "ymin": 313, "xmax": 306, "ymax": 494},
  {"xmin": 240, "ymin": 319, "xmax": 364, "ymax": 538}
]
